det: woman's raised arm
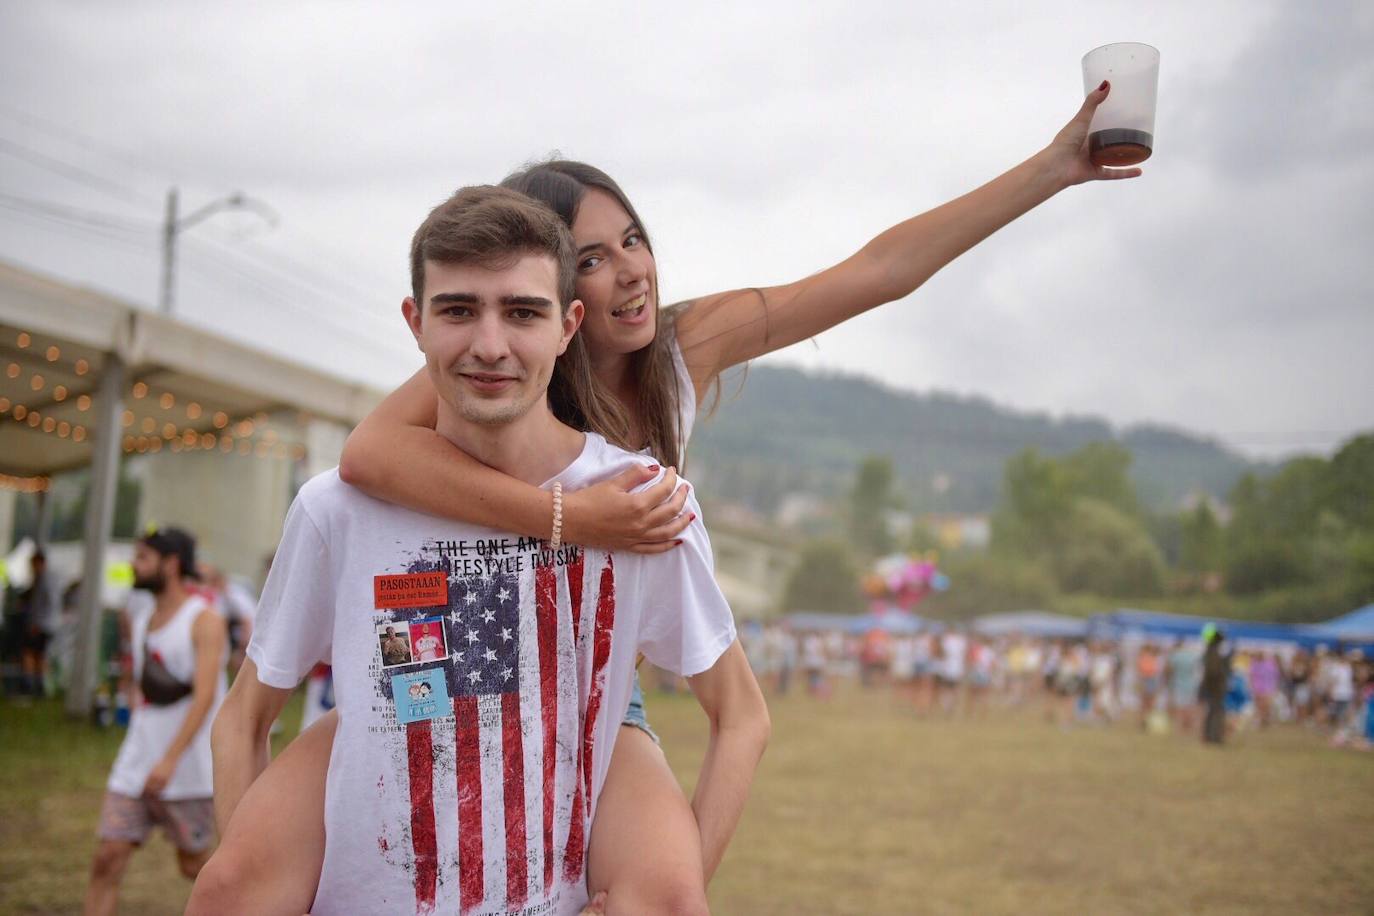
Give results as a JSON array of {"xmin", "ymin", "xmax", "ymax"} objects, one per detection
[
  {"xmin": 675, "ymin": 83, "xmax": 1139, "ymax": 395},
  {"xmin": 338, "ymin": 369, "xmax": 691, "ymax": 552}
]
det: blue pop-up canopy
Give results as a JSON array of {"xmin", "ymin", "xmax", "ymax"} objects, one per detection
[
  {"xmin": 973, "ymin": 610, "xmax": 1089, "ymax": 639},
  {"xmin": 782, "ymin": 609, "xmax": 932, "ymax": 635},
  {"xmin": 1090, "ymin": 608, "xmax": 1374, "ymax": 652},
  {"xmin": 1314, "ymin": 603, "xmax": 1374, "ymax": 641}
]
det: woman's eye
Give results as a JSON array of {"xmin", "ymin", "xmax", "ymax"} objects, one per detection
[
  {"xmin": 624, "ymin": 233, "xmax": 642, "ymax": 248},
  {"xmin": 578, "ymin": 255, "xmax": 602, "ymax": 271}
]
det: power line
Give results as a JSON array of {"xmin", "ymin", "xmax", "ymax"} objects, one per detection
[
  {"xmin": 0, "ymin": 102, "xmax": 176, "ymax": 188},
  {"xmin": 205, "ymin": 229, "xmax": 393, "ymax": 307},
  {"xmin": 0, "ymin": 112, "xmax": 399, "ymax": 313},
  {"xmin": 0, "ymin": 203, "xmax": 160, "ymax": 256},
  {"xmin": 0, "ymin": 190, "xmax": 159, "ymax": 233},
  {"xmin": 0, "ymin": 198, "xmax": 408, "ymax": 354},
  {"xmin": 0, "ymin": 135, "xmax": 161, "ymax": 210},
  {"xmin": 177, "ymin": 237, "xmax": 412, "ymax": 354},
  {"xmin": 183, "ymin": 233, "xmax": 399, "ymax": 328},
  {"xmin": 0, "ymin": 187, "xmax": 396, "ymax": 332}
]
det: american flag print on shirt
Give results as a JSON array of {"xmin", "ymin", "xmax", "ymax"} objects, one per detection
[{"xmin": 378, "ymin": 546, "xmax": 613, "ymax": 916}]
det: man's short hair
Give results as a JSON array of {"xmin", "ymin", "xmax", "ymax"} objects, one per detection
[{"xmin": 409, "ymin": 185, "xmax": 576, "ymax": 310}]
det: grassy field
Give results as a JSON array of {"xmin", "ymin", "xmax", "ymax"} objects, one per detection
[{"xmin": 2, "ymin": 687, "xmax": 1371, "ymax": 915}]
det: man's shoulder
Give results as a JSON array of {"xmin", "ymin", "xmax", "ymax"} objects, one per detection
[
  {"xmin": 568, "ymin": 434, "xmax": 695, "ymax": 496},
  {"xmin": 187, "ymin": 592, "xmax": 223, "ymax": 624},
  {"xmin": 295, "ymin": 467, "xmax": 349, "ymax": 508},
  {"xmin": 292, "ymin": 467, "xmax": 402, "ymax": 524}
]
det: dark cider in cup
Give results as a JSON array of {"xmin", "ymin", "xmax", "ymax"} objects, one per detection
[{"xmin": 1089, "ymin": 128, "xmax": 1152, "ymax": 167}]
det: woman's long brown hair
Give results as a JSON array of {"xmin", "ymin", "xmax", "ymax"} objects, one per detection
[{"xmin": 502, "ymin": 160, "xmax": 686, "ymax": 467}]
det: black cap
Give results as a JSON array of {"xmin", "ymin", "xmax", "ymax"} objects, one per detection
[{"xmin": 142, "ymin": 526, "xmax": 198, "ymax": 581}]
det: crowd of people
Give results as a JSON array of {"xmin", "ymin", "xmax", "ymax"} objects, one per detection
[
  {"xmin": 0, "ymin": 545, "xmax": 260, "ymax": 710},
  {"xmin": 0, "ymin": 531, "xmax": 291, "ymax": 915},
  {"xmin": 741, "ymin": 622, "xmax": 1374, "ymax": 748}
]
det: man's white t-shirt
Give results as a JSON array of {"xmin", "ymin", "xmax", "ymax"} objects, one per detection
[{"xmin": 247, "ymin": 432, "xmax": 736, "ymax": 916}]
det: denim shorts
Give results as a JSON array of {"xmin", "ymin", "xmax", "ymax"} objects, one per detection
[{"xmin": 621, "ymin": 669, "xmax": 659, "ymax": 744}]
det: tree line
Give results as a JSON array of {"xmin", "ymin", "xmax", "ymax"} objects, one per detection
[{"xmin": 782, "ymin": 434, "xmax": 1374, "ymax": 624}]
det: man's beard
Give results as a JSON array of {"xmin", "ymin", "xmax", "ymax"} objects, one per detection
[
  {"xmin": 457, "ymin": 398, "xmax": 532, "ymax": 426},
  {"xmin": 133, "ymin": 571, "xmax": 167, "ymax": 594}
]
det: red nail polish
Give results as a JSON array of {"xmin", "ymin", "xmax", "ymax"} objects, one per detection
[
  {"xmin": 675, "ymin": 539, "xmax": 684, "ymax": 546},
  {"xmin": 689, "ymin": 513, "xmax": 696, "ymax": 522},
  {"xmin": 647, "ymin": 464, "xmax": 659, "ymax": 472},
  {"xmin": 1099, "ymin": 80, "xmax": 1109, "ymax": 92}
]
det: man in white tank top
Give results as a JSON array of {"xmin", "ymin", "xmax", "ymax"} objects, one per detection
[{"xmin": 83, "ymin": 527, "xmax": 227, "ymax": 916}]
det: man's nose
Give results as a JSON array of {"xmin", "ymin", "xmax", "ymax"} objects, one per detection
[{"xmin": 469, "ymin": 314, "xmax": 511, "ymax": 363}]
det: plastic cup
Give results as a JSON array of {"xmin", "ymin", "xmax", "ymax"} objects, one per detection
[{"xmin": 1081, "ymin": 42, "xmax": 1159, "ymax": 167}]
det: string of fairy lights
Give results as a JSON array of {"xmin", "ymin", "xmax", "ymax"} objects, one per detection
[{"xmin": 1, "ymin": 327, "xmax": 308, "ymax": 493}]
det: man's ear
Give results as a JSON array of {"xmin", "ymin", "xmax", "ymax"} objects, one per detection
[
  {"xmin": 558, "ymin": 299, "xmax": 585, "ymax": 355},
  {"xmin": 401, "ymin": 297, "xmax": 425, "ymax": 350}
]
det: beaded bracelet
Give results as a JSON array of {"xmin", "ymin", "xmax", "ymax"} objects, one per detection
[{"xmin": 550, "ymin": 481, "xmax": 564, "ymax": 551}]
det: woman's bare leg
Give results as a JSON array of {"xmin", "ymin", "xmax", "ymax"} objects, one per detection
[
  {"xmin": 587, "ymin": 725, "xmax": 708, "ymax": 916},
  {"xmin": 186, "ymin": 709, "xmax": 336, "ymax": 916}
]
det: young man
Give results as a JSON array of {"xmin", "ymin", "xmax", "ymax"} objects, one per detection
[
  {"xmin": 203, "ymin": 186, "xmax": 766, "ymax": 915},
  {"xmin": 84, "ymin": 528, "xmax": 226, "ymax": 916}
]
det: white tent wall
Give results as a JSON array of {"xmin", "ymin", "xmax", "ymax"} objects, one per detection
[
  {"xmin": 137, "ymin": 447, "xmax": 294, "ymax": 586},
  {"xmin": 304, "ymin": 417, "xmax": 350, "ymax": 482}
]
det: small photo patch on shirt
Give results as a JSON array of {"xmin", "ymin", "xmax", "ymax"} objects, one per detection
[
  {"xmin": 373, "ymin": 572, "xmax": 448, "ymax": 610},
  {"xmin": 377, "ymin": 622, "xmax": 414, "ymax": 668},
  {"xmin": 408, "ymin": 616, "xmax": 449, "ymax": 663},
  {"xmin": 392, "ymin": 669, "xmax": 451, "ymax": 725}
]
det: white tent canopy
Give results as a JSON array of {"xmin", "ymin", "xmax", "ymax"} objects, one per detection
[{"xmin": 0, "ymin": 258, "xmax": 384, "ymax": 714}]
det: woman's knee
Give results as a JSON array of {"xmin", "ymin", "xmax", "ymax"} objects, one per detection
[{"xmin": 608, "ymin": 873, "xmax": 709, "ymax": 916}]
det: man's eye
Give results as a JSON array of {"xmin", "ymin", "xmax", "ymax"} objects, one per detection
[{"xmin": 510, "ymin": 309, "xmax": 538, "ymax": 320}]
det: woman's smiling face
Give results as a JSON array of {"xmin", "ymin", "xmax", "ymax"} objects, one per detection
[{"xmin": 569, "ymin": 188, "xmax": 658, "ymax": 360}]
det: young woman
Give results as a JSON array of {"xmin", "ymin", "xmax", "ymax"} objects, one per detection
[{"xmin": 192, "ymin": 84, "xmax": 1139, "ymax": 915}]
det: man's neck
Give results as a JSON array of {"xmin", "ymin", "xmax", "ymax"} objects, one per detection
[
  {"xmin": 436, "ymin": 399, "xmax": 584, "ymax": 486},
  {"xmin": 153, "ymin": 580, "xmax": 190, "ymax": 618}
]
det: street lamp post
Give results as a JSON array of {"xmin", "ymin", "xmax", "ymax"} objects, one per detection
[{"xmin": 158, "ymin": 188, "xmax": 278, "ymax": 315}]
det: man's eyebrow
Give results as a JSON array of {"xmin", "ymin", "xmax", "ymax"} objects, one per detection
[
  {"xmin": 576, "ymin": 222, "xmax": 638, "ymax": 257},
  {"xmin": 501, "ymin": 296, "xmax": 553, "ymax": 308},
  {"xmin": 429, "ymin": 292, "xmax": 478, "ymax": 305}
]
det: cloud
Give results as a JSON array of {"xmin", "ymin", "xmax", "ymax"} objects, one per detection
[{"xmin": 0, "ymin": 0, "xmax": 1368, "ymax": 459}]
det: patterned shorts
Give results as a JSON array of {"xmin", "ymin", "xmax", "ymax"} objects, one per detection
[{"xmin": 97, "ymin": 792, "xmax": 216, "ymax": 853}]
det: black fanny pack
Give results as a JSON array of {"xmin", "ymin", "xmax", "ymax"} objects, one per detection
[{"xmin": 141, "ymin": 646, "xmax": 193, "ymax": 706}]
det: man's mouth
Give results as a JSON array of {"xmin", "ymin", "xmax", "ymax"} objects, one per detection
[{"xmin": 460, "ymin": 372, "xmax": 517, "ymax": 392}]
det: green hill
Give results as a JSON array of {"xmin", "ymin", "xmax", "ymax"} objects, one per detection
[{"xmin": 686, "ymin": 364, "xmax": 1268, "ymax": 516}]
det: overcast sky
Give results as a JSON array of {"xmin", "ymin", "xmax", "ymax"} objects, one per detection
[{"xmin": 1, "ymin": 0, "xmax": 1370, "ymax": 460}]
